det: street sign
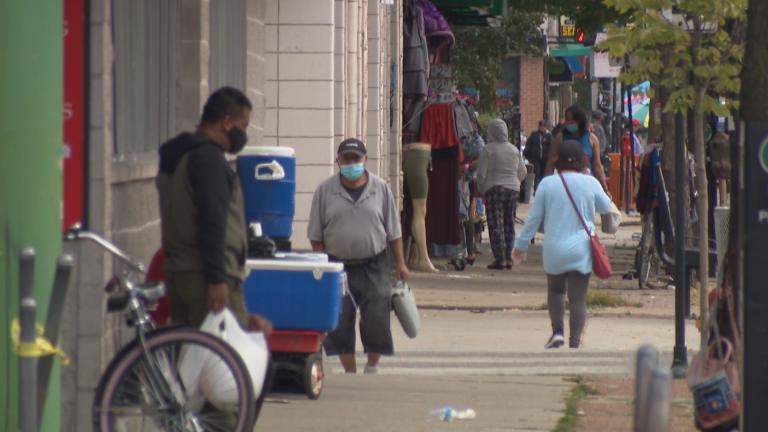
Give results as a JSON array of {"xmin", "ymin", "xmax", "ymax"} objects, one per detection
[
  {"xmin": 760, "ymin": 137, "xmax": 768, "ymax": 174},
  {"xmin": 591, "ymin": 33, "xmax": 622, "ymax": 78}
]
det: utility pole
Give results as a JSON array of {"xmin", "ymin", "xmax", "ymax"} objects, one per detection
[{"xmin": 740, "ymin": 0, "xmax": 768, "ymax": 428}]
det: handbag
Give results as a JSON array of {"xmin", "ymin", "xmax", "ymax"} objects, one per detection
[
  {"xmin": 392, "ymin": 281, "xmax": 421, "ymax": 338},
  {"xmin": 687, "ymin": 338, "xmax": 740, "ymax": 429},
  {"xmin": 687, "ymin": 276, "xmax": 741, "ymax": 430},
  {"xmin": 559, "ymin": 174, "xmax": 613, "ymax": 279}
]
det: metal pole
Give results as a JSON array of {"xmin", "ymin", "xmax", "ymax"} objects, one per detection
[
  {"xmin": 644, "ymin": 368, "xmax": 672, "ymax": 432},
  {"xmin": 672, "ymin": 112, "xmax": 688, "ymax": 378},
  {"xmin": 19, "ymin": 248, "xmax": 38, "ymax": 432},
  {"xmin": 742, "ymin": 120, "xmax": 768, "ymax": 430},
  {"xmin": 612, "ymin": 78, "xmax": 619, "ymax": 152},
  {"xmin": 627, "ymin": 86, "xmax": 636, "ymax": 213},
  {"xmin": 37, "ymin": 254, "xmax": 74, "ymax": 428},
  {"xmin": 634, "ymin": 345, "xmax": 658, "ymax": 432}
]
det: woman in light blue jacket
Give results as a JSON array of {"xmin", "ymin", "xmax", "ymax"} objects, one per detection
[{"xmin": 512, "ymin": 140, "xmax": 612, "ymax": 349}]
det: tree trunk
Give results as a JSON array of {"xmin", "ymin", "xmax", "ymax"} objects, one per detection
[
  {"xmin": 692, "ymin": 86, "xmax": 710, "ymax": 351},
  {"xmin": 658, "ymin": 84, "xmax": 686, "ymax": 256},
  {"xmin": 690, "ymin": 15, "xmax": 710, "ymax": 351},
  {"xmin": 741, "ymin": 0, "xmax": 768, "ymax": 122}
]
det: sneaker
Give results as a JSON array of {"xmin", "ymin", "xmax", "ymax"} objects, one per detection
[
  {"xmin": 545, "ymin": 333, "xmax": 565, "ymax": 349},
  {"xmin": 364, "ymin": 364, "xmax": 379, "ymax": 375}
]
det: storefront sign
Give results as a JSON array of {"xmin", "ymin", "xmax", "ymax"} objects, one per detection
[
  {"xmin": 590, "ymin": 33, "xmax": 622, "ymax": 78},
  {"xmin": 63, "ymin": 0, "xmax": 86, "ymax": 229}
]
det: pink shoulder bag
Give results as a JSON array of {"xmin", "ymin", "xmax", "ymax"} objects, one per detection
[{"xmin": 559, "ymin": 174, "xmax": 613, "ymax": 279}]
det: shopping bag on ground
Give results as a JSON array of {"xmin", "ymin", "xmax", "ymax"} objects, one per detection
[
  {"xmin": 392, "ymin": 281, "xmax": 420, "ymax": 338},
  {"xmin": 185, "ymin": 309, "xmax": 269, "ymax": 411}
]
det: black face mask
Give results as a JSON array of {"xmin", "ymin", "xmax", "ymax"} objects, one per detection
[{"xmin": 227, "ymin": 126, "xmax": 248, "ymax": 154}]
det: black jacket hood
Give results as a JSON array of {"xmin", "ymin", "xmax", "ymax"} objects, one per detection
[{"xmin": 158, "ymin": 132, "xmax": 221, "ymax": 174}]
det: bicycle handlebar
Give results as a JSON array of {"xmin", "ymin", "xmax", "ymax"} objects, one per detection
[{"xmin": 65, "ymin": 224, "xmax": 145, "ymax": 273}]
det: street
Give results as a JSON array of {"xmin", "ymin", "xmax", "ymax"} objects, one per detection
[{"xmin": 259, "ymin": 211, "xmax": 699, "ymax": 431}]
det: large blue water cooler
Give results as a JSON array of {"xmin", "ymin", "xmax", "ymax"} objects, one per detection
[{"xmin": 237, "ymin": 147, "xmax": 296, "ymax": 243}]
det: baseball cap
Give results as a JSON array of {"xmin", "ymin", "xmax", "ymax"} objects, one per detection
[{"xmin": 337, "ymin": 138, "xmax": 367, "ymax": 157}]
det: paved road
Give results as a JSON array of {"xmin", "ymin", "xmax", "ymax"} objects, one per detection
[
  {"xmin": 257, "ymin": 215, "xmax": 698, "ymax": 431},
  {"xmin": 257, "ymin": 309, "xmax": 696, "ymax": 431},
  {"xmin": 258, "ymin": 374, "xmax": 571, "ymax": 431}
]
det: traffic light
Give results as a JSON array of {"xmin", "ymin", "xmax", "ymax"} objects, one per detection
[{"xmin": 575, "ymin": 27, "xmax": 596, "ymax": 46}]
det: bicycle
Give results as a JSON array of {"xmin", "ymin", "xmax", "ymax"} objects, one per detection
[
  {"xmin": 634, "ymin": 211, "xmax": 667, "ymax": 289},
  {"xmin": 65, "ymin": 225, "xmax": 256, "ymax": 432}
]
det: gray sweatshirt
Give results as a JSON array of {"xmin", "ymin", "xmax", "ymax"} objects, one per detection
[{"xmin": 477, "ymin": 119, "xmax": 528, "ymax": 194}]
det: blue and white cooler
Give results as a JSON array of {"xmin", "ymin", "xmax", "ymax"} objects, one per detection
[
  {"xmin": 243, "ymin": 258, "xmax": 346, "ymax": 332},
  {"xmin": 237, "ymin": 147, "xmax": 296, "ymax": 247}
]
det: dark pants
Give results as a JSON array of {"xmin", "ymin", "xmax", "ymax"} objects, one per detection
[
  {"xmin": 547, "ymin": 271, "xmax": 591, "ymax": 347},
  {"xmin": 324, "ymin": 251, "xmax": 394, "ymax": 356},
  {"xmin": 166, "ymin": 271, "xmax": 248, "ymax": 328},
  {"xmin": 485, "ymin": 186, "xmax": 519, "ymax": 262},
  {"xmin": 532, "ymin": 159, "xmax": 545, "ymax": 192}
]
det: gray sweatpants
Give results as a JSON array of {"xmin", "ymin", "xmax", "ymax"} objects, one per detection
[{"xmin": 547, "ymin": 271, "xmax": 591, "ymax": 347}]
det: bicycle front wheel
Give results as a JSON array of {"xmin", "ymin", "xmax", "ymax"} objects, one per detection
[{"xmin": 93, "ymin": 327, "xmax": 256, "ymax": 432}]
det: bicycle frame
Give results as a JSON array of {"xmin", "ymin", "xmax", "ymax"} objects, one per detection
[{"xmin": 65, "ymin": 226, "xmax": 179, "ymax": 409}]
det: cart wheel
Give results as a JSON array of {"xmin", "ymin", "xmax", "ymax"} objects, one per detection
[
  {"xmin": 304, "ymin": 353, "xmax": 324, "ymax": 399},
  {"xmin": 453, "ymin": 259, "xmax": 466, "ymax": 271}
]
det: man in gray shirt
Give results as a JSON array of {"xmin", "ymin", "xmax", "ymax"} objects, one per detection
[{"xmin": 308, "ymin": 138, "xmax": 410, "ymax": 374}]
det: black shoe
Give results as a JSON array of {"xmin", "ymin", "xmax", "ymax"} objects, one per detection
[
  {"xmin": 487, "ymin": 261, "xmax": 505, "ymax": 270},
  {"xmin": 545, "ymin": 333, "xmax": 565, "ymax": 349}
]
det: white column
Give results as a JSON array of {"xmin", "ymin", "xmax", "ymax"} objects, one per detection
[
  {"xmin": 388, "ymin": 0, "xmax": 403, "ymax": 205},
  {"xmin": 264, "ymin": 0, "xmax": 336, "ymax": 248},
  {"xmin": 345, "ymin": 0, "xmax": 358, "ymax": 138},
  {"xmin": 334, "ymin": 0, "xmax": 347, "ymax": 144}
]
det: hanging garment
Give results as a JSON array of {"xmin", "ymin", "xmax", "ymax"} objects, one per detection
[
  {"xmin": 403, "ymin": 0, "xmax": 429, "ymax": 97},
  {"xmin": 426, "ymin": 147, "xmax": 461, "ymax": 249},
  {"xmin": 418, "ymin": 0, "xmax": 454, "ymax": 58},
  {"xmin": 420, "ymin": 103, "xmax": 463, "ymax": 161}
]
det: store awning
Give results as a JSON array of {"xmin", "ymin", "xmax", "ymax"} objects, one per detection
[{"xmin": 549, "ymin": 44, "xmax": 592, "ymax": 58}]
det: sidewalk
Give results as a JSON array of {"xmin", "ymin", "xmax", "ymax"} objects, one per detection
[{"xmin": 258, "ymin": 204, "xmax": 698, "ymax": 431}]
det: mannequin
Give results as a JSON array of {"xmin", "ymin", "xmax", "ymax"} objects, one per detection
[{"xmin": 403, "ymin": 143, "xmax": 439, "ymax": 272}]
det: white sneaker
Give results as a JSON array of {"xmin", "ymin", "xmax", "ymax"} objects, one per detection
[
  {"xmin": 545, "ymin": 333, "xmax": 565, "ymax": 349},
  {"xmin": 364, "ymin": 364, "xmax": 379, "ymax": 375}
]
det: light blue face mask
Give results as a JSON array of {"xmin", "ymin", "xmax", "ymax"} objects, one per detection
[
  {"xmin": 340, "ymin": 163, "xmax": 365, "ymax": 181},
  {"xmin": 565, "ymin": 123, "xmax": 579, "ymax": 134}
]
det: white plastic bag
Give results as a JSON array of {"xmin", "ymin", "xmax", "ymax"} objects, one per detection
[
  {"xmin": 601, "ymin": 202, "xmax": 622, "ymax": 234},
  {"xmin": 183, "ymin": 310, "xmax": 269, "ymax": 411},
  {"xmin": 392, "ymin": 281, "xmax": 420, "ymax": 338}
]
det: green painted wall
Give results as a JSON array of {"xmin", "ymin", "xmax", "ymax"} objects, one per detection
[{"xmin": 0, "ymin": 0, "xmax": 64, "ymax": 430}]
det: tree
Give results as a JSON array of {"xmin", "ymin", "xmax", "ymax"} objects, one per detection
[
  {"xmin": 451, "ymin": 10, "xmax": 545, "ymax": 112},
  {"xmin": 601, "ymin": 0, "xmax": 746, "ymax": 350},
  {"xmin": 509, "ymin": 0, "xmax": 625, "ymax": 32}
]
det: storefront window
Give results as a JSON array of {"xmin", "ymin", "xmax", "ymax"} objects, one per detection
[
  {"xmin": 112, "ymin": 0, "xmax": 178, "ymax": 154},
  {"xmin": 210, "ymin": 0, "xmax": 246, "ymax": 91}
]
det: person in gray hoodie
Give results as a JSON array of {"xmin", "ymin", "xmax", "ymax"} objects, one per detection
[{"xmin": 477, "ymin": 119, "xmax": 529, "ymax": 269}]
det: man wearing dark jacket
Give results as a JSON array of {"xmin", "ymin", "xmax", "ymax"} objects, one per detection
[
  {"xmin": 524, "ymin": 121, "xmax": 552, "ymax": 192},
  {"xmin": 156, "ymin": 87, "xmax": 271, "ymax": 334}
]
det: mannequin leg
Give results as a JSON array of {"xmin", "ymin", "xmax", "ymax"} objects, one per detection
[{"xmin": 409, "ymin": 198, "xmax": 439, "ymax": 272}]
